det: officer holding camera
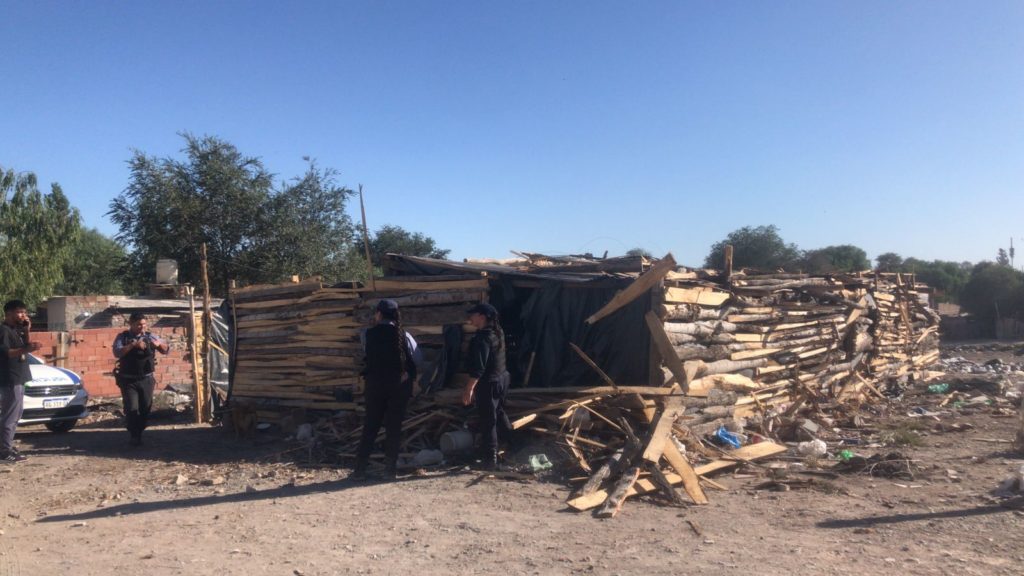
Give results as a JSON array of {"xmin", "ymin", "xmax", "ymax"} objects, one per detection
[{"xmin": 112, "ymin": 312, "xmax": 169, "ymax": 446}]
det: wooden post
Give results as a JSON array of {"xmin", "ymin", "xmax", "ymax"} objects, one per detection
[
  {"xmin": 187, "ymin": 285, "xmax": 204, "ymax": 424},
  {"xmin": 723, "ymin": 244, "xmax": 734, "ymax": 280},
  {"xmin": 358, "ymin": 184, "xmax": 376, "ymax": 291},
  {"xmin": 227, "ymin": 279, "xmax": 238, "ymax": 406},
  {"xmin": 200, "ymin": 243, "xmax": 213, "ymax": 423}
]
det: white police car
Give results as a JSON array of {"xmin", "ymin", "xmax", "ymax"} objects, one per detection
[{"xmin": 18, "ymin": 354, "xmax": 89, "ymax": 433}]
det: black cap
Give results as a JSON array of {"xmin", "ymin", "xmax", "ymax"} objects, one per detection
[
  {"xmin": 3, "ymin": 300, "xmax": 27, "ymax": 313},
  {"xmin": 376, "ymin": 299, "xmax": 399, "ymax": 313},
  {"xmin": 466, "ymin": 302, "xmax": 498, "ymax": 320}
]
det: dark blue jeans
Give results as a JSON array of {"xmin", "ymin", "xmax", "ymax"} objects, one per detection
[
  {"xmin": 475, "ymin": 371, "xmax": 513, "ymax": 454},
  {"xmin": 0, "ymin": 384, "xmax": 23, "ymax": 453}
]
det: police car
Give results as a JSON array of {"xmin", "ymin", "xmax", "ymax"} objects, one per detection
[{"xmin": 18, "ymin": 354, "xmax": 89, "ymax": 433}]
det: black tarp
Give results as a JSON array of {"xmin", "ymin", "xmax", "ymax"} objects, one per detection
[{"xmin": 512, "ymin": 280, "xmax": 652, "ymax": 388}]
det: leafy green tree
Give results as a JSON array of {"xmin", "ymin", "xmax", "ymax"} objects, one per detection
[
  {"xmin": 800, "ymin": 245, "xmax": 871, "ymax": 273},
  {"xmin": 109, "ymin": 135, "xmax": 369, "ymax": 294},
  {"xmin": 368, "ymin": 224, "xmax": 450, "ymax": 265},
  {"xmin": 997, "ymin": 248, "xmax": 1011, "ymax": 266},
  {"xmin": 875, "ymin": 252, "xmax": 904, "ymax": 273},
  {"xmin": 110, "ymin": 134, "xmax": 273, "ymax": 294},
  {"xmin": 960, "ymin": 261, "xmax": 1024, "ymax": 326},
  {"xmin": 244, "ymin": 161, "xmax": 360, "ymax": 284},
  {"xmin": 625, "ymin": 248, "xmax": 653, "ymax": 259},
  {"xmin": 703, "ymin": 225, "xmax": 800, "ymax": 271},
  {"xmin": 0, "ymin": 167, "xmax": 81, "ymax": 308},
  {"xmin": 900, "ymin": 258, "xmax": 971, "ymax": 303},
  {"xmin": 57, "ymin": 228, "xmax": 128, "ymax": 295}
]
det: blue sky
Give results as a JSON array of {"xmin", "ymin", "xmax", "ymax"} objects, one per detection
[{"xmin": 2, "ymin": 1, "xmax": 1021, "ymax": 267}]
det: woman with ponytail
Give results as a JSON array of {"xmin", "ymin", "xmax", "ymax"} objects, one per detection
[
  {"xmin": 352, "ymin": 299, "xmax": 418, "ymax": 480},
  {"xmin": 463, "ymin": 302, "xmax": 514, "ymax": 470}
]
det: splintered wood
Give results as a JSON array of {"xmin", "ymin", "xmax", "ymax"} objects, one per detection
[{"xmin": 229, "ymin": 259, "xmax": 940, "ymax": 519}]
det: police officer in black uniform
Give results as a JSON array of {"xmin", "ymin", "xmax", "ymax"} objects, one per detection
[
  {"xmin": 352, "ymin": 299, "xmax": 417, "ymax": 480},
  {"xmin": 462, "ymin": 302, "xmax": 514, "ymax": 470},
  {"xmin": 112, "ymin": 312, "xmax": 169, "ymax": 446}
]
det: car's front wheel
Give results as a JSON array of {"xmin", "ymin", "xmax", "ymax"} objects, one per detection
[{"xmin": 45, "ymin": 420, "xmax": 77, "ymax": 433}]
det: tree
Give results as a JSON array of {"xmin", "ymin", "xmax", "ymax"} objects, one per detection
[
  {"xmin": 960, "ymin": 261, "xmax": 1024, "ymax": 327},
  {"xmin": 703, "ymin": 225, "xmax": 800, "ymax": 270},
  {"xmin": 367, "ymin": 224, "xmax": 450, "ymax": 265},
  {"xmin": 900, "ymin": 258, "xmax": 971, "ymax": 303},
  {"xmin": 800, "ymin": 245, "xmax": 871, "ymax": 274},
  {"xmin": 57, "ymin": 228, "xmax": 129, "ymax": 295},
  {"xmin": 109, "ymin": 135, "xmax": 362, "ymax": 294},
  {"xmin": 244, "ymin": 161, "xmax": 360, "ymax": 284},
  {"xmin": 875, "ymin": 252, "xmax": 904, "ymax": 273},
  {"xmin": 0, "ymin": 167, "xmax": 81, "ymax": 308},
  {"xmin": 110, "ymin": 134, "xmax": 273, "ymax": 294},
  {"xmin": 625, "ymin": 248, "xmax": 653, "ymax": 259},
  {"xmin": 997, "ymin": 248, "xmax": 1010, "ymax": 267}
]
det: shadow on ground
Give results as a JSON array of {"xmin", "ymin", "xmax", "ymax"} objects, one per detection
[
  {"xmin": 36, "ymin": 469, "xmax": 466, "ymax": 524},
  {"xmin": 15, "ymin": 409, "xmax": 291, "ymax": 467},
  {"xmin": 817, "ymin": 497, "xmax": 1024, "ymax": 528}
]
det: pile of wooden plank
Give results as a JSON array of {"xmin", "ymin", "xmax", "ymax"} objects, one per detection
[
  {"xmin": 230, "ymin": 279, "xmax": 361, "ymax": 412},
  {"xmin": 230, "ymin": 276, "xmax": 488, "ymax": 416},
  {"xmin": 228, "ymin": 258, "xmax": 940, "ymax": 517}
]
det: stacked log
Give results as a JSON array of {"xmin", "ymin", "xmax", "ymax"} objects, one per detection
[{"xmin": 644, "ymin": 270, "xmax": 939, "ymax": 427}]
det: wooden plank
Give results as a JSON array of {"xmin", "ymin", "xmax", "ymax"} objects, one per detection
[
  {"xmin": 505, "ymin": 386, "xmax": 683, "ymax": 397},
  {"xmin": 366, "ymin": 278, "xmax": 489, "ymax": 292},
  {"xmin": 692, "ymin": 441, "xmax": 788, "ymax": 476},
  {"xmin": 645, "ymin": 311, "xmax": 689, "ymax": 391},
  {"xmin": 595, "ymin": 466, "xmax": 641, "ymax": 518},
  {"xmin": 586, "ymin": 253, "xmax": 676, "ymax": 325},
  {"xmin": 729, "ymin": 347, "xmax": 783, "ymax": 361},
  {"xmin": 664, "ymin": 286, "xmax": 731, "ymax": 306},
  {"xmin": 661, "ymin": 441, "xmax": 708, "ymax": 505},
  {"xmin": 567, "ymin": 442, "xmax": 787, "ymax": 511},
  {"xmin": 641, "ymin": 396, "xmax": 684, "ymax": 463}
]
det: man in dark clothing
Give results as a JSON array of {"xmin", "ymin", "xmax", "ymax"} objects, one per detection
[
  {"xmin": 0, "ymin": 300, "xmax": 39, "ymax": 463},
  {"xmin": 112, "ymin": 312, "xmax": 169, "ymax": 446},
  {"xmin": 352, "ymin": 299, "xmax": 417, "ymax": 480},
  {"xmin": 462, "ymin": 302, "xmax": 514, "ymax": 469}
]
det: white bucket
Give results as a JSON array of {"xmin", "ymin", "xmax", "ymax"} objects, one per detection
[
  {"xmin": 440, "ymin": 430, "xmax": 474, "ymax": 454},
  {"xmin": 156, "ymin": 259, "xmax": 179, "ymax": 284}
]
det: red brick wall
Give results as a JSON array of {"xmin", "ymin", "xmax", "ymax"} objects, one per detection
[{"xmin": 31, "ymin": 326, "xmax": 196, "ymax": 398}]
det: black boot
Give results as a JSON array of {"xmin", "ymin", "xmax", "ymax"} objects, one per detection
[
  {"xmin": 473, "ymin": 449, "xmax": 499, "ymax": 471},
  {"xmin": 384, "ymin": 461, "xmax": 398, "ymax": 480},
  {"xmin": 350, "ymin": 459, "xmax": 369, "ymax": 481}
]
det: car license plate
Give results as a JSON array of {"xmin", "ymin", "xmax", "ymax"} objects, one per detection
[{"xmin": 43, "ymin": 399, "xmax": 69, "ymax": 409}]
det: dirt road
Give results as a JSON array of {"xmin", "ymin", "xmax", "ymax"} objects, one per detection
[{"xmin": 2, "ymin": 358, "xmax": 1024, "ymax": 575}]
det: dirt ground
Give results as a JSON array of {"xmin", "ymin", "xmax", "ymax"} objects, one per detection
[{"xmin": 3, "ymin": 344, "xmax": 1024, "ymax": 576}]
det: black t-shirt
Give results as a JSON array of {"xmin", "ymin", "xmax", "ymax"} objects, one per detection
[
  {"xmin": 0, "ymin": 323, "xmax": 32, "ymax": 387},
  {"xmin": 467, "ymin": 327, "xmax": 506, "ymax": 383}
]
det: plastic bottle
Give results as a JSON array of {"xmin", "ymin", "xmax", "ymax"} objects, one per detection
[{"xmin": 926, "ymin": 383, "xmax": 950, "ymax": 394}]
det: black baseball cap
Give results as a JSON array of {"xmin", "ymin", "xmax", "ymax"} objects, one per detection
[
  {"xmin": 466, "ymin": 303, "xmax": 498, "ymax": 319},
  {"xmin": 3, "ymin": 300, "xmax": 27, "ymax": 312},
  {"xmin": 376, "ymin": 299, "xmax": 400, "ymax": 313}
]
